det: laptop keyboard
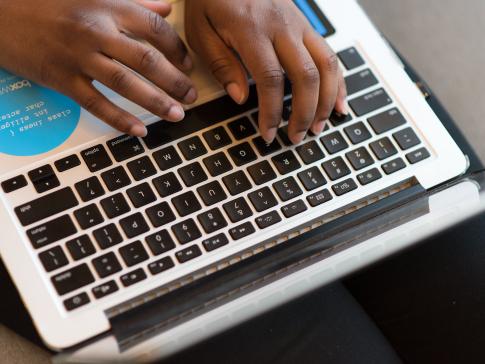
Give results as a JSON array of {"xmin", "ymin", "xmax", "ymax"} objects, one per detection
[{"xmin": 2, "ymin": 47, "xmax": 432, "ymax": 312}]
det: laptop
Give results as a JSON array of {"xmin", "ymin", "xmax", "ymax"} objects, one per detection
[{"xmin": 0, "ymin": 0, "xmax": 476, "ymax": 361}]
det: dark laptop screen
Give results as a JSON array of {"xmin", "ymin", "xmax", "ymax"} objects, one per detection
[{"xmin": 294, "ymin": 0, "xmax": 335, "ymax": 37}]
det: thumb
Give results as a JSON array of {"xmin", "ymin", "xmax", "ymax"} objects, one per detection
[{"xmin": 134, "ymin": 0, "xmax": 172, "ymax": 17}]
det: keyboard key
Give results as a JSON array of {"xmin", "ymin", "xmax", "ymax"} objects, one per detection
[
  {"xmin": 52, "ymin": 263, "xmax": 95, "ymax": 295},
  {"xmin": 198, "ymin": 208, "xmax": 228, "ymax": 234},
  {"xmin": 249, "ymin": 187, "xmax": 278, "ymax": 212},
  {"xmin": 203, "ymin": 233, "xmax": 229, "ymax": 252},
  {"xmin": 146, "ymin": 202, "xmax": 176, "ymax": 227},
  {"xmin": 273, "ymin": 177, "xmax": 303, "ymax": 202},
  {"xmin": 2, "ymin": 175, "xmax": 27, "ymax": 193},
  {"xmin": 296, "ymin": 141, "xmax": 325, "ymax": 165},
  {"xmin": 55, "ymin": 155, "xmax": 81, "ymax": 173},
  {"xmin": 27, "ymin": 215, "xmax": 77, "ymax": 249},
  {"xmin": 272, "ymin": 151, "xmax": 301, "ymax": 175},
  {"xmin": 345, "ymin": 69, "xmax": 378, "ymax": 95},
  {"xmin": 15, "ymin": 187, "xmax": 78, "ymax": 226},
  {"xmin": 93, "ymin": 224, "xmax": 123, "ymax": 249},
  {"xmin": 230, "ymin": 222, "xmax": 256, "ymax": 240},
  {"xmin": 322, "ymin": 157, "xmax": 351, "ymax": 181},
  {"xmin": 349, "ymin": 88, "xmax": 392, "ymax": 117},
  {"xmin": 228, "ymin": 117, "xmax": 256, "ymax": 140},
  {"xmin": 121, "ymin": 268, "xmax": 147, "ymax": 287},
  {"xmin": 127, "ymin": 183, "xmax": 157, "ymax": 208},
  {"xmin": 101, "ymin": 166, "xmax": 131, "ymax": 192},
  {"xmin": 203, "ymin": 126, "xmax": 232, "ymax": 150},
  {"xmin": 92, "ymin": 281, "xmax": 119, "ymax": 299},
  {"xmin": 148, "ymin": 257, "xmax": 175, "ymax": 275},
  {"xmin": 197, "ymin": 181, "xmax": 227, "ymax": 206},
  {"xmin": 357, "ymin": 168, "xmax": 382, "ymax": 186},
  {"xmin": 81, "ymin": 145, "xmax": 113, "ymax": 172},
  {"xmin": 172, "ymin": 191, "xmax": 202, "ymax": 216},
  {"xmin": 393, "ymin": 127, "xmax": 421, "ymax": 150},
  {"xmin": 107, "ymin": 135, "xmax": 144, "ymax": 162},
  {"xmin": 119, "ymin": 241, "xmax": 149, "ymax": 267},
  {"xmin": 320, "ymin": 131, "xmax": 349, "ymax": 154},
  {"xmin": 344, "ymin": 122, "xmax": 372, "ymax": 145},
  {"xmin": 153, "ymin": 146, "xmax": 183, "ymax": 171},
  {"xmin": 146, "ymin": 230, "xmax": 176, "ymax": 256},
  {"xmin": 281, "ymin": 200, "xmax": 308, "ymax": 218},
  {"xmin": 338, "ymin": 47, "xmax": 365, "ymax": 70},
  {"xmin": 75, "ymin": 177, "xmax": 105, "ymax": 202},
  {"xmin": 223, "ymin": 170, "xmax": 252, "ymax": 196},
  {"xmin": 64, "ymin": 293, "xmax": 90, "ymax": 311},
  {"xmin": 172, "ymin": 219, "xmax": 202, "ymax": 244},
  {"xmin": 28, "ymin": 165, "xmax": 60, "ymax": 193},
  {"xmin": 39, "ymin": 246, "xmax": 69, "ymax": 272},
  {"xmin": 228, "ymin": 142, "xmax": 257, "ymax": 166},
  {"xmin": 176, "ymin": 245, "xmax": 202, "ymax": 263},
  {"xmin": 298, "ymin": 167, "xmax": 327, "ymax": 191},
  {"xmin": 74, "ymin": 204, "xmax": 104, "ymax": 230},
  {"xmin": 93, "ymin": 252, "xmax": 122, "ymax": 278},
  {"xmin": 100, "ymin": 193, "xmax": 130, "ymax": 219},
  {"xmin": 153, "ymin": 172, "xmax": 183, "ymax": 197},
  {"xmin": 120, "ymin": 213, "xmax": 150, "ymax": 239},
  {"xmin": 248, "ymin": 161, "xmax": 277, "ymax": 185},
  {"xmin": 277, "ymin": 125, "xmax": 292, "ymax": 146},
  {"xmin": 307, "ymin": 189, "xmax": 333, "ymax": 207},
  {"xmin": 329, "ymin": 111, "xmax": 353, "ymax": 127},
  {"xmin": 282, "ymin": 98, "xmax": 293, "ymax": 121},
  {"xmin": 346, "ymin": 147, "xmax": 375, "ymax": 171},
  {"xmin": 66, "ymin": 235, "xmax": 96, "ymax": 261},
  {"xmin": 253, "ymin": 136, "xmax": 282, "ymax": 156},
  {"xmin": 178, "ymin": 162, "xmax": 208, "ymax": 187},
  {"xmin": 332, "ymin": 178, "xmax": 358, "ymax": 196},
  {"xmin": 368, "ymin": 108, "xmax": 406, "ymax": 134},
  {"xmin": 406, "ymin": 147, "xmax": 431, "ymax": 164},
  {"xmin": 256, "ymin": 210, "xmax": 282, "ymax": 229},
  {"xmin": 203, "ymin": 152, "xmax": 233, "ymax": 177},
  {"xmin": 223, "ymin": 197, "xmax": 253, "ymax": 223},
  {"xmin": 178, "ymin": 136, "xmax": 207, "ymax": 160},
  {"xmin": 370, "ymin": 138, "xmax": 398, "ymax": 160},
  {"xmin": 382, "ymin": 158, "xmax": 406, "ymax": 175},
  {"xmin": 127, "ymin": 156, "xmax": 157, "ymax": 181}
]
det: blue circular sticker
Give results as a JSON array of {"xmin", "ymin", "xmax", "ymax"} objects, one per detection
[{"xmin": 0, "ymin": 68, "xmax": 80, "ymax": 157}]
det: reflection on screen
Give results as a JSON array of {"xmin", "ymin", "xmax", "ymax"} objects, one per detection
[{"xmin": 294, "ymin": 0, "xmax": 329, "ymax": 36}]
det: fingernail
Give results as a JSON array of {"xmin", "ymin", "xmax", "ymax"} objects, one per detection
[
  {"xmin": 183, "ymin": 88, "xmax": 197, "ymax": 104},
  {"xmin": 263, "ymin": 127, "xmax": 278, "ymax": 144},
  {"xmin": 167, "ymin": 105, "xmax": 185, "ymax": 122},
  {"xmin": 130, "ymin": 123, "xmax": 148, "ymax": 138},
  {"xmin": 312, "ymin": 120, "xmax": 327, "ymax": 135},
  {"xmin": 182, "ymin": 55, "xmax": 193, "ymax": 71},
  {"xmin": 338, "ymin": 100, "xmax": 349, "ymax": 115},
  {"xmin": 226, "ymin": 82, "xmax": 245, "ymax": 105},
  {"xmin": 290, "ymin": 131, "xmax": 307, "ymax": 145}
]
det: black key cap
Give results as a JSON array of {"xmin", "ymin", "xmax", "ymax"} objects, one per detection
[
  {"xmin": 224, "ymin": 197, "xmax": 253, "ymax": 223},
  {"xmin": 148, "ymin": 256, "xmax": 175, "ymax": 275},
  {"xmin": 55, "ymin": 155, "xmax": 81, "ymax": 173},
  {"xmin": 178, "ymin": 162, "xmax": 208, "ymax": 187},
  {"xmin": 282, "ymin": 200, "xmax": 308, "ymax": 218},
  {"xmin": 296, "ymin": 141, "xmax": 325, "ymax": 165},
  {"xmin": 64, "ymin": 293, "xmax": 90, "ymax": 311},
  {"xmin": 357, "ymin": 168, "xmax": 383, "ymax": 186},
  {"xmin": 2, "ymin": 175, "xmax": 27, "ymax": 193},
  {"xmin": 272, "ymin": 151, "xmax": 301, "ymax": 175},
  {"xmin": 406, "ymin": 147, "xmax": 431, "ymax": 164},
  {"xmin": 307, "ymin": 189, "xmax": 333, "ymax": 207},
  {"xmin": 28, "ymin": 164, "xmax": 55, "ymax": 184},
  {"xmin": 203, "ymin": 152, "xmax": 233, "ymax": 177},
  {"xmin": 172, "ymin": 219, "xmax": 202, "ymax": 245},
  {"xmin": 107, "ymin": 135, "xmax": 144, "ymax": 162},
  {"xmin": 146, "ymin": 230, "xmax": 176, "ymax": 256},
  {"xmin": 27, "ymin": 215, "xmax": 77, "ymax": 249},
  {"xmin": 393, "ymin": 127, "xmax": 421, "ymax": 150},
  {"xmin": 15, "ymin": 187, "xmax": 78, "ymax": 226},
  {"xmin": 127, "ymin": 156, "xmax": 157, "ymax": 181},
  {"xmin": 146, "ymin": 202, "xmax": 176, "ymax": 227},
  {"xmin": 66, "ymin": 235, "xmax": 96, "ymax": 261},
  {"xmin": 100, "ymin": 193, "xmax": 130, "ymax": 219},
  {"xmin": 370, "ymin": 137, "xmax": 398, "ymax": 160},
  {"xmin": 228, "ymin": 142, "xmax": 257, "ymax": 166},
  {"xmin": 93, "ymin": 252, "xmax": 122, "ymax": 278},
  {"xmin": 298, "ymin": 167, "xmax": 327, "ymax": 191},
  {"xmin": 248, "ymin": 187, "xmax": 278, "ymax": 212},
  {"xmin": 203, "ymin": 126, "xmax": 232, "ymax": 150},
  {"xmin": 273, "ymin": 177, "xmax": 303, "ymax": 202},
  {"xmin": 282, "ymin": 98, "xmax": 293, "ymax": 121},
  {"xmin": 127, "ymin": 183, "xmax": 156, "ymax": 208},
  {"xmin": 346, "ymin": 147, "xmax": 375, "ymax": 171},
  {"xmin": 120, "ymin": 213, "xmax": 150, "ymax": 239},
  {"xmin": 74, "ymin": 204, "xmax": 104, "ymax": 230},
  {"xmin": 382, "ymin": 158, "xmax": 406, "ymax": 175},
  {"xmin": 253, "ymin": 136, "xmax": 282, "ymax": 156},
  {"xmin": 320, "ymin": 131, "xmax": 349, "ymax": 154},
  {"xmin": 153, "ymin": 172, "xmax": 182, "ymax": 197},
  {"xmin": 178, "ymin": 136, "xmax": 207, "ymax": 160},
  {"xmin": 119, "ymin": 241, "xmax": 149, "ymax": 267},
  {"xmin": 172, "ymin": 191, "xmax": 202, "ymax": 216},
  {"xmin": 349, "ymin": 88, "xmax": 392, "ymax": 117},
  {"xmin": 93, "ymin": 224, "xmax": 124, "ymax": 249},
  {"xmin": 39, "ymin": 246, "xmax": 69, "ymax": 272},
  {"xmin": 345, "ymin": 69, "xmax": 378, "ymax": 95},
  {"xmin": 277, "ymin": 125, "xmax": 292, "ymax": 146},
  {"xmin": 256, "ymin": 210, "xmax": 282, "ymax": 229},
  {"xmin": 329, "ymin": 111, "xmax": 353, "ymax": 127},
  {"xmin": 81, "ymin": 145, "xmax": 113, "ymax": 172},
  {"xmin": 228, "ymin": 117, "xmax": 256, "ymax": 140},
  {"xmin": 338, "ymin": 47, "xmax": 365, "ymax": 70},
  {"xmin": 198, "ymin": 208, "xmax": 228, "ymax": 234},
  {"xmin": 203, "ymin": 233, "xmax": 229, "ymax": 252},
  {"xmin": 101, "ymin": 166, "xmax": 131, "ymax": 192},
  {"xmin": 33, "ymin": 175, "xmax": 60, "ymax": 194},
  {"xmin": 322, "ymin": 157, "xmax": 351, "ymax": 181},
  {"xmin": 344, "ymin": 122, "xmax": 372, "ymax": 145},
  {"xmin": 223, "ymin": 170, "xmax": 252, "ymax": 196},
  {"xmin": 153, "ymin": 146, "xmax": 183, "ymax": 171},
  {"xmin": 197, "ymin": 181, "xmax": 227, "ymax": 206},
  {"xmin": 176, "ymin": 245, "xmax": 202, "ymax": 263},
  {"xmin": 92, "ymin": 281, "xmax": 119, "ymax": 299},
  {"xmin": 368, "ymin": 108, "xmax": 406, "ymax": 134},
  {"xmin": 248, "ymin": 161, "xmax": 277, "ymax": 185},
  {"xmin": 229, "ymin": 222, "xmax": 256, "ymax": 240},
  {"xmin": 75, "ymin": 177, "xmax": 105, "ymax": 202},
  {"xmin": 52, "ymin": 263, "xmax": 95, "ymax": 295},
  {"xmin": 121, "ymin": 268, "xmax": 147, "ymax": 287},
  {"xmin": 332, "ymin": 178, "xmax": 358, "ymax": 196}
]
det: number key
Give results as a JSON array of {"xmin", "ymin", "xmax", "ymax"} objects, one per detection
[
  {"xmin": 172, "ymin": 219, "xmax": 202, "ymax": 245},
  {"xmin": 322, "ymin": 157, "xmax": 351, "ymax": 181},
  {"xmin": 248, "ymin": 187, "xmax": 278, "ymax": 212}
]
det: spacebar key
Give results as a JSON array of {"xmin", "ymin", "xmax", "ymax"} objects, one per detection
[{"xmin": 14, "ymin": 187, "xmax": 79, "ymax": 226}]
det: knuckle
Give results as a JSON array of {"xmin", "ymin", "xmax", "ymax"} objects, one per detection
[
  {"xmin": 138, "ymin": 47, "xmax": 159, "ymax": 71},
  {"xmin": 147, "ymin": 94, "xmax": 170, "ymax": 114},
  {"xmin": 259, "ymin": 69, "xmax": 285, "ymax": 89},
  {"xmin": 108, "ymin": 69, "xmax": 129, "ymax": 91},
  {"xmin": 171, "ymin": 76, "xmax": 191, "ymax": 96},
  {"xmin": 147, "ymin": 11, "xmax": 167, "ymax": 35},
  {"xmin": 208, "ymin": 57, "xmax": 232, "ymax": 78},
  {"xmin": 300, "ymin": 62, "xmax": 320, "ymax": 84},
  {"xmin": 110, "ymin": 115, "xmax": 132, "ymax": 133},
  {"xmin": 80, "ymin": 95, "xmax": 101, "ymax": 113},
  {"xmin": 323, "ymin": 52, "xmax": 339, "ymax": 73}
]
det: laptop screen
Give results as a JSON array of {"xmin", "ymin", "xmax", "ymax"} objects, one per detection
[{"xmin": 294, "ymin": 0, "xmax": 335, "ymax": 37}]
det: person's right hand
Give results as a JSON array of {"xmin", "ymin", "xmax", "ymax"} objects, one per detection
[{"xmin": 0, "ymin": 0, "xmax": 197, "ymax": 137}]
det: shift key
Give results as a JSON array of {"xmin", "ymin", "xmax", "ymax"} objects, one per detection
[{"xmin": 27, "ymin": 215, "xmax": 77, "ymax": 249}]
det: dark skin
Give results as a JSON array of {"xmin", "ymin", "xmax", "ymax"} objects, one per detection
[{"xmin": 0, "ymin": 0, "xmax": 346, "ymax": 144}]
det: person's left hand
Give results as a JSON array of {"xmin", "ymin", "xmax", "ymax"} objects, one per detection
[{"xmin": 185, "ymin": 0, "xmax": 347, "ymax": 144}]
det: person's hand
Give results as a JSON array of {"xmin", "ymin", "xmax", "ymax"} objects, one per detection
[
  {"xmin": 0, "ymin": 0, "xmax": 197, "ymax": 137},
  {"xmin": 185, "ymin": 0, "xmax": 347, "ymax": 144}
]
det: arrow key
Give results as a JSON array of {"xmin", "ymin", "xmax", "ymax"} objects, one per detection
[{"xmin": 92, "ymin": 280, "xmax": 119, "ymax": 299}]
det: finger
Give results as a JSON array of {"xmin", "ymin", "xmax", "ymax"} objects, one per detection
[
  {"xmin": 134, "ymin": 0, "xmax": 172, "ymax": 17},
  {"xmin": 335, "ymin": 69, "xmax": 349, "ymax": 115}
]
